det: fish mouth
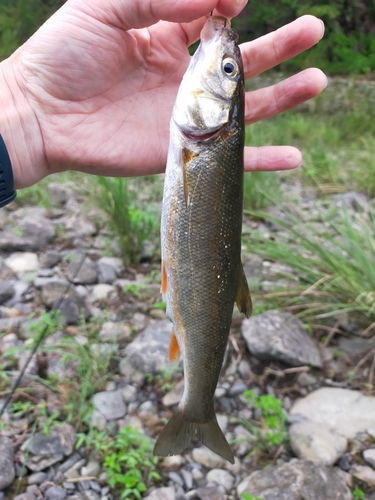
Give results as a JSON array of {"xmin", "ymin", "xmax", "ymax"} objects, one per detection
[{"xmin": 180, "ymin": 126, "xmax": 224, "ymax": 142}]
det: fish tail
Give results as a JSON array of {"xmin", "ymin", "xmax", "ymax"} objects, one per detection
[{"xmin": 153, "ymin": 409, "xmax": 234, "ymax": 463}]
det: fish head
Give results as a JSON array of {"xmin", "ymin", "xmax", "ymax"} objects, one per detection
[{"xmin": 173, "ymin": 16, "xmax": 244, "ymax": 141}]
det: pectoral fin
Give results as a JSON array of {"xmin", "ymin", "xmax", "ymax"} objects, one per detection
[
  {"xmin": 169, "ymin": 329, "xmax": 181, "ymax": 361},
  {"xmin": 235, "ymin": 264, "xmax": 252, "ymax": 318},
  {"xmin": 161, "ymin": 261, "xmax": 168, "ymax": 295}
]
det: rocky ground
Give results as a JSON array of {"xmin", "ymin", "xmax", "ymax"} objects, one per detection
[{"xmin": 0, "ymin": 179, "xmax": 375, "ymax": 500}]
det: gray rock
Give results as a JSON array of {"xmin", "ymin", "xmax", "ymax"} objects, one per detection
[
  {"xmin": 48, "ymin": 182, "xmax": 72, "ymax": 206},
  {"xmin": 13, "ymin": 494, "xmax": 35, "ymax": 500},
  {"xmin": 290, "ymin": 388, "xmax": 375, "ymax": 439},
  {"xmin": 53, "ymin": 296, "xmax": 90, "ymax": 325},
  {"xmin": 98, "ymin": 257, "xmax": 124, "ymax": 275},
  {"xmin": 99, "ymin": 321, "xmax": 131, "ymax": 343},
  {"xmin": 144, "ymin": 486, "xmax": 175, "ymax": 500},
  {"xmin": 237, "ymin": 459, "xmax": 352, "ymax": 500},
  {"xmin": 0, "ymin": 280, "xmax": 15, "ymax": 303},
  {"xmin": 91, "ymin": 284, "xmax": 116, "ymax": 301},
  {"xmin": 206, "ymin": 469, "xmax": 234, "ymax": 491},
  {"xmin": 5, "ymin": 252, "xmax": 39, "ymax": 273},
  {"xmin": 191, "ymin": 447, "xmax": 225, "ymax": 469},
  {"xmin": 289, "ymin": 420, "xmax": 347, "ymax": 465},
  {"xmin": 180, "ymin": 468, "xmax": 193, "ymax": 489},
  {"xmin": 57, "ymin": 452, "xmax": 82, "ymax": 474},
  {"xmin": 28, "ymin": 471, "xmax": 47, "ymax": 485},
  {"xmin": 41, "ymin": 279, "xmax": 78, "ymax": 308},
  {"xmin": 97, "ymin": 262, "xmax": 117, "ymax": 284},
  {"xmin": 241, "ymin": 310, "xmax": 322, "ymax": 367},
  {"xmin": 338, "ymin": 337, "xmax": 375, "ymax": 358},
  {"xmin": 332, "ymin": 191, "xmax": 369, "ymax": 212},
  {"xmin": 162, "ymin": 380, "xmax": 184, "ymax": 407},
  {"xmin": 0, "ymin": 216, "xmax": 55, "ymax": 252},
  {"xmin": 67, "ymin": 256, "xmax": 98, "ymax": 285},
  {"xmin": 352, "ymin": 465, "xmax": 375, "ymax": 487},
  {"xmin": 29, "ymin": 424, "xmax": 76, "ymax": 456},
  {"xmin": 121, "ymin": 320, "xmax": 172, "ymax": 376},
  {"xmin": 0, "ymin": 436, "xmax": 15, "ymax": 489},
  {"xmin": 363, "ymin": 448, "xmax": 375, "ymax": 469},
  {"xmin": 121, "ymin": 384, "xmax": 138, "ymax": 404},
  {"xmin": 44, "ymin": 485, "xmax": 67, "ymax": 500},
  {"xmin": 81, "ymin": 460, "xmax": 101, "ymax": 478},
  {"xmin": 40, "ymin": 250, "xmax": 61, "ymax": 268},
  {"xmin": 92, "ymin": 390, "xmax": 126, "ymax": 420},
  {"xmin": 196, "ymin": 486, "xmax": 225, "ymax": 500},
  {"xmin": 81, "ymin": 491, "xmax": 100, "ymax": 500}
]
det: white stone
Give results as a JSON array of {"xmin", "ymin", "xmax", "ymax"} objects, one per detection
[
  {"xmin": 162, "ymin": 380, "xmax": 184, "ymax": 407},
  {"xmin": 98, "ymin": 257, "xmax": 124, "ymax": 275},
  {"xmin": 191, "ymin": 447, "xmax": 225, "ymax": 469},
  {"xmin": 289, "ymin": 420, "xmax": 347, "ymax": 465},
  {"xmin": 352, "ymin": 465, "xmax": 375, "ymax": 487},
  {"xmin": 144, "ymin": 486, "xmax": 175, "ymax": 500},
  {"xmin": 5, "ymin": 252, "xmax": 39, "ymax": 272},
  {"xmin": 217, "ymin": 414, "xmax": 228, "ymax": 433},
  {"xmin": 363, "ymin": 449, "xmax": 375, "ymax": 469},
  {"xmin": 206, "ymin": 469, "xmax": 234, "ymax": 491},
  {"xmin": 91, "ymin": 284, "xmax": 116, "ymax": 301},
  {"xmin": 290, "ymin": 388, "xmax": 375, "ymax": 439}
]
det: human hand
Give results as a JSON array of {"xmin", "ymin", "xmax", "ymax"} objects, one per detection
[{"xmin": 0, "ymin": 0, "xmax": 326, "ymax": 189}]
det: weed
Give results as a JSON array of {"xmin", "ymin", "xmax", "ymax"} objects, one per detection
[
  {"xmin": 152, "ymin": 301, "xmax": 166, "ymax": 310},
  {"xmin": 84, "ymin": 425, "xmax": 161, "ymax": 499},
  {"xmin": 241, "ymin": 495, "xmax": 262, "ymax": 500},
  {"xmin": 353, "ymin": 487, "xmax": 366, "ymax": 500},
  {"xmin": 124, "ymin": 283, "xmax": 146, "ymax": 298},
  {"xmin": 243, "ymin": 172, "xmax": 281, "ymax": 211},
  {"xmin": 244, "ymin": 206, "xmax": 375, "ymax": 327},
  {"xmin": 239, "ymin": 390, "xmax": 288, "ymax": 453},
  {"xmin": 88, "ymin": 176, "xmax": 160, "ymax": 264},
  {"xmin": 147, "ymin": 365, "xmax": 182, "ymax": 392}
]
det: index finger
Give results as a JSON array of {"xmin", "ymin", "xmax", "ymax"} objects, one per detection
[{"xmin": 240, "ymin": 15, "xmax": 325, "ymax": 79}]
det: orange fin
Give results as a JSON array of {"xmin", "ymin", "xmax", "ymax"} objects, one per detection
[
  {"xmin": 161, "ymin": 261, "xmax": 168, "ymax": 295},
  {"xmin": 169, "ymin": 329, "xmax": 181, "ymax": 361},
  {"xmin": 181, "ymin": 148, "xmax": 197, "ymax": 207},
  {"xmin": 235, "ymin": 264, "xmax": 252, "ymax": 318}
]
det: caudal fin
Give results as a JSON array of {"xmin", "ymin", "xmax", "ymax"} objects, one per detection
[{"xmin": 153, "ymin": 409, "xmax": 234, "ymax": 464}]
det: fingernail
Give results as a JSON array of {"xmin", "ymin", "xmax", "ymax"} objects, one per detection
[{"xmin": 237, "ymin": 0, "xmax": 248, "ymax": 6}]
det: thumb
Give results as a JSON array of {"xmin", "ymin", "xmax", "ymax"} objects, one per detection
[{"xmin": 74, "ymin": 0, "xmax": 248, "ymax": 30}]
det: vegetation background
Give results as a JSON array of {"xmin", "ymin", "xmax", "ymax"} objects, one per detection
[{"xmin": 2, "ymin": 0, "xmax": 375, "ymax": 74}]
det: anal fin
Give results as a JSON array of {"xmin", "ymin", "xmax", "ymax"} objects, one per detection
[
  {"xmin": 235, "ymin": 263, "xmax": 252, "ymax": 318},
  {"xmin": 169, "ymin": 329, "xmax": 181, "ymax": 361}
]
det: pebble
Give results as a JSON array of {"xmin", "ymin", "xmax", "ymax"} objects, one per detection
[
  {"xmin": 122, "ymin": 320, "xmax": 172, "ymax": 376},
  {"xmin": 44, "ymin": 484, "xmax": 68, "ymax": 500},
  {"xmin": 196, "ymin": 486, "xmax": 225, "ymax": 500},
  {"xmin": 144, "ymin": 486, "xmax": 175, "ymax": 500},
  {"xmin": 92, "ymin": 390, "xmax": 126, "ymax": 420},
  {"xmin": 28, "ymin": 471, "xmax": 47, "ymax": 484},
  {"xmin": 206, "ymin": 469, "xmax": 234, "ymax": 492},
  {"xmin": 0, "ymin": 436, "xmax": 15, "ymax": 490},
  {"xmin": 5, "ymin": 252, "xmax": 39, "ymax": 273},
  {"xmin": 237, "ymin": 459, "xmax": 352, "ymax": 500},
  {"xmin": 81, "ymin": 460, "xmax": 101, "ymax": 478},
  {"xmin": 363, "ymin": 448, "xmax": 375, "ymax": 468},
  {"xmin": 121, "ymin": 384, "xmax": 138, "ymax": 403},
  {"xmin": 242, "ymin": 310, "xmax": 322, "ymax": 367},
  {"xmin": 290, "ymin": 387, "xmax": 375, "ymax": 439},
  {"xmin": 191, "ymin": 447, "xmax": 225, "ymax": 469},
  {"xmin": 288, "ymin": 420, "xmax": 348, "ymax": 465},
  {"xmin": 352, "ymin": 465, "xmax": 375, "ymax": 486},
  {"xmin": 68, "ymin": 256, "xmax": 98, "ymax": 284},
  {"xmin": 91, "ymin": 284, "xmax": 116, "ymax": 301}
]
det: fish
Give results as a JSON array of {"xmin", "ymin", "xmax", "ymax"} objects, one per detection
[{"xmin": 154, "ymin": 15, "xmax": 252, "ymax": 464}]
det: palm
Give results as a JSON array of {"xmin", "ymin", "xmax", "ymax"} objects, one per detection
[{"xmin": 19, "ymin": 7, "xmax": 191, "ymax": 176}]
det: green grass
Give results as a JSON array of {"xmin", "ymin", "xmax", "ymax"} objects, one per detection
[
  {"xmin": 244, "ymin": 86, "xmax": 375, "ymax": 197},
  {"xmin": 86, "ymin": 176, "xmax": 160, "ymax": 264},
  {"xmin": 236, "ymin": 390, "xmax": 288, "ymax": 456},
  {"xmin": 244, "ymin": 205, "xmax": 375, "ymax": 328}
]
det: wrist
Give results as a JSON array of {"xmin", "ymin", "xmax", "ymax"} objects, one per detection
[{"xmin": 0, "ymin": 55, "xmax": 46, "ymax": 189}]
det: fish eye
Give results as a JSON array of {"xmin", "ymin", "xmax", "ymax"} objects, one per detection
[{"xmin": 222, "ymin": 57, "xmax": 238, "ymax": 78}]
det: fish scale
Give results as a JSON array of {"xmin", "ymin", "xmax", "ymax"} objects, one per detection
[{"xmin": 154, "ymin": 15, "xmax": 252, "ymax": 464}]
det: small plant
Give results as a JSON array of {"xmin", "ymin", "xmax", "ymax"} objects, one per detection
[
  {"xmin": 353, "ymin": 487, "xmax": 366, "ymax": 500},
  {"xmin": 241, "ymin": 494, "xmax": 262, "ymax": 500},
  {"xmin": 90, "ymin": 176, "xmax": 160, "ymax": 264},
  {"xmin": 240, "ymin": 390, "xmax": 288, "ymax": 453},
  {"xmin": 124, "ymin": 283, "xmax": 146, "ymax": 298},
  {"xmin": 95, "ymin": 426, "xmax": 160, "ymax": 499}
]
